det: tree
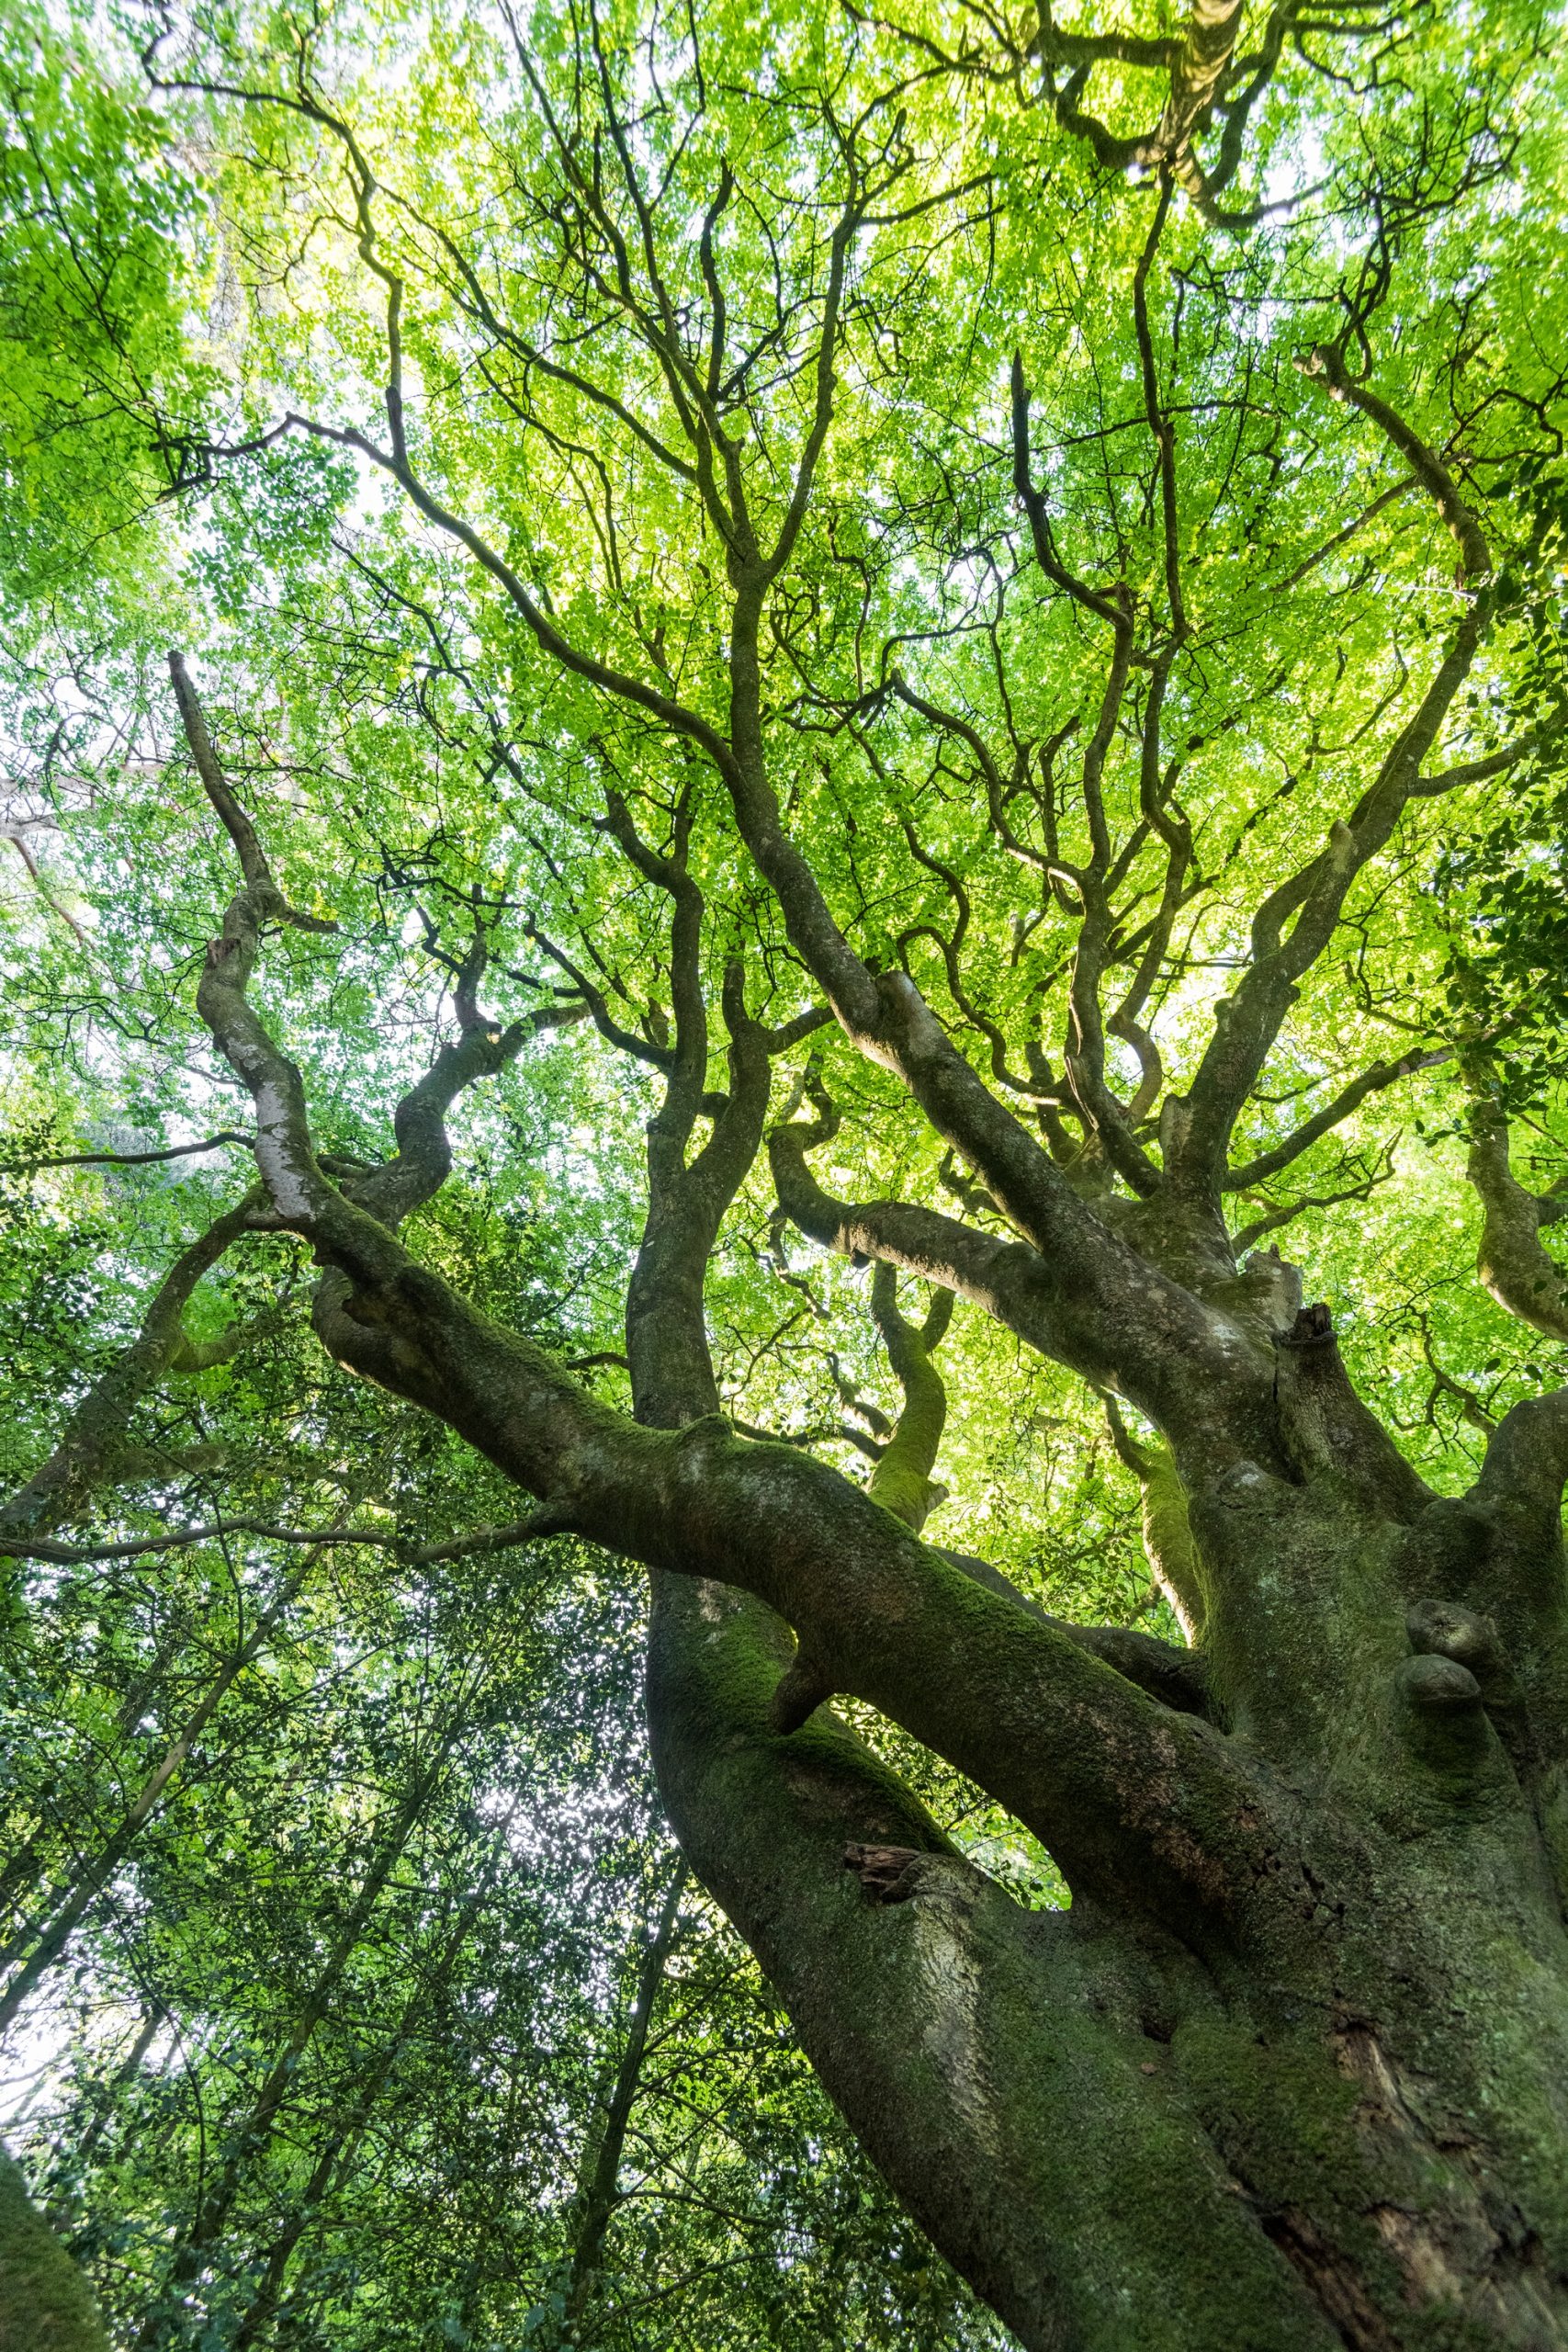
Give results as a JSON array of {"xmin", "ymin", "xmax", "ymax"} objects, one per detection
[{"xmin": 4, "ymin": 0, "xmax": 1568, "ymax": 2343}]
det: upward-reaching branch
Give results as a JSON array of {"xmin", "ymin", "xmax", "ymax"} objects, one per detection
[
  {"xmin": 189, "ymin": 711, "xmax": 1279, "ymax": 1942},
  {"xmin": 1166, "ymin": 362, "xmax": 1494, "ymax": 1204},
  {"xmin": 0, "ymin": 1198, "xmax": 259, "ymax": 1544},
  {"xmin": 1465, "ymin": 1091, "xmax": 1568, "ymax": 1342},
  {"xmin": 768, "ymin": 1077, "xmax": 1286, "ymax": 1477},
  {"xmin": 864, "ymin": 1264, "xmax": 954, "ymax": 1535},
  {"xmin": 349, "ymin": 922, "xmax": 586, "ymax": 1231},
  {"xmin": 168, "ymin": 650, "xmax": 334, "ymax": 933}
]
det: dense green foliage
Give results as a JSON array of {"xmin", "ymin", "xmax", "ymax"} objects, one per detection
[{"xmin": 2, "ymin": 0, "xmax": 1567, "ymax": 2343}]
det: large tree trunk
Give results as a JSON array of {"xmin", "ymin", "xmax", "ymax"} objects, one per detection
[
  {"xmin": 0, "ymin": 2154, "xmax": 107, "ymax": 2352},
  {"xmin": 12, "ymin": 10, "xmax": 1568, "ymax": 2339},
  {"xmin": 645, "ymin": 1116, "xmax": 1568, "ymax": 2345},
  {"xmin": 654, "ymin": 1404, "xmax": 1568, "ymax": 2351}
]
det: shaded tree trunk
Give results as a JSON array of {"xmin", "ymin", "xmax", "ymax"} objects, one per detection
[
  {"xmin": 557, "ymin": 1858, "xmax": 687, "ymax": 2336},
  {"xmin": 46, "ymin": 2007, "xmax": 163, "ymax": 2227},
  {"xmin": 0, "ymin": 2153, "xmax": 107, "ymax": 2352}
]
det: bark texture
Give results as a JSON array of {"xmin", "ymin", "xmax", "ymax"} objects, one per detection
[{"xmin": 0, "ymin": 2154, "xmax": 108, "ymax": 2352}]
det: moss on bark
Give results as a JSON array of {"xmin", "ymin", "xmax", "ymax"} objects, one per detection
[{"xmin": 0, "ymin": 2153, "xmax": 108, "ymax": 2352}]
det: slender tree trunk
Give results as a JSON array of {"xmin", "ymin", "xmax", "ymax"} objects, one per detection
[
  {"xmin": 556, "ymin": 1858, "xmax": 687, "ymax": 2336},
  {"xmin": 231, "ymin": 2136, "xmax": 358, "ymax": 2352},
  {"xmin": 44, "ymin": 2007, "xmax": 163, "ymax": 2229},
  {"xmin": 0, "ymin": 1823, "xmax": 57, "ymax": 1935},
  {"xmin": 130, "ymin": 1725, "xmax": 461, "ymax": 2349},
  {"xmin": 0, "ymin": 1611, "xmax": 199, "ymax": 1938},
  {"xmin": 230, "ymin": 1815, "xmax": 515, "ymax": 2350},
  {"xmin": 0, "ymin": 1563, "xmax": 313, "ymax": 2037}
]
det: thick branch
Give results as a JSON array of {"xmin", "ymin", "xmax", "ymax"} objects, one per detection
[
  {"xmin": 1157, "ymin": 0, "xmax": 1247, "ymax": 195},
  {"xmin": 769, "ymin": 1105, "xmax": 1285, "ymax": 1480},
  {"xmin": 1466, "ymin": 1093, "xmax": 1568, "ymax": 1342},
  {"xmin": 1106, "ymin": 1403, "xmax": 1206, "ymax": 1642},
  {"xmin": 864, "ymin": 1263, "xmax": 954, "ymax": 1533},
  {"xmin": 350, "ymin": 991, "xmax": 585, "ymax": 1229},
  {"xmin": 1224, "ymin": 1046, "xmax": 1450, "ymax": 1190},
  {"xmin": 1474, "ymin": 1390, "xmax": 1568, "ymax": 1535},
  {"xmin": 167, "ymin": 649, "xmax": 270, "ymax": 890},
  {"xmin": 939, "ymin": 1545, "xmax": 1210, "ymax": 1714},
  {"xmin": 205, "ymin": 922, "xmax": 1272, "ymax": 1931},
  {"xmin": 1301, "ymin": 346, "xmax": 1491, "ymax": 587},
  {"xmin": 626, "ymin": 954, "xmax": 773, "ymax": 1432},
  {"xmin": 1272, "ymin": 1303, "xmax": 1433, "ymax": 1521}
]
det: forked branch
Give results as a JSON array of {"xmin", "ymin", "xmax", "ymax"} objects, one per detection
[{"xmin": 190, "ymin": 721, "xmax": 1276, "ymax": 1940}]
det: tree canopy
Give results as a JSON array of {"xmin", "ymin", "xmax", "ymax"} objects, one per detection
[{"xmin": 2, "ymin": 0, "xmax": 1567, "ymax": 2345}]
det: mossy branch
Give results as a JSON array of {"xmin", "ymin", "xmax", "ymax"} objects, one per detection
[
  {"xmin": 0, "ymin": 1198, "xmax": 258, "ymax": 1544},
  {"xmin": 865, "ymin": 1261, "xmax": 954, "ymax": 1534},
  {"xmin": 1465, "ymin": 1091, "xmax": 1568, "ymax": 1342}
]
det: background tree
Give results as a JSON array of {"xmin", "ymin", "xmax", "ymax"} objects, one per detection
[{"xmin": 3, "ymin": 0, "xmax": 1568, "ymax": 2345}]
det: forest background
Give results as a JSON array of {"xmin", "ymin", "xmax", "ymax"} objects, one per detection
[{"xmin": 0, "ymin": 0, "xmax": 1565, "ymax": 2346}]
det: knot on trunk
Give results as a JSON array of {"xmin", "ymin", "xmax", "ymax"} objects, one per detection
[
  {"xmin": 1406, "ymin": 1599, "xmax": 1503, "ymax": 1679},
  {"xmin": 1406, "ymin": 1597, "xmax": 1528, "ymax": 1761},
  {"xmin": 1395, "ymin": 1652, "xmax": 1483, "ymax": 1712},
  {"xmin": 1393, "ymin": 1648, "xmax": 1503, "ymax": 1785},
  {"xmin": 1276, "ymin": 1299, "xmax": 1336, "ymax": 1351},
  {"xmin": 842, "ymin": 1843, "xmax": 924, "ymax": 1904},
  {"xmin": 1395, "ymin": 1498, "xmax": 1494, "ymax": 1590}
]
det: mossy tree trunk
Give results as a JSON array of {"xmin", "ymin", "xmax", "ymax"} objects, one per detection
[
  {"xmin": 647, "ymin": 1282, "xmax": 1568, "ymax": 2352},
  {"xmin": 0, "ymin": 2155, "xmax": 107, "ymax": 2352}
]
